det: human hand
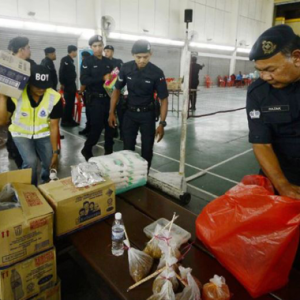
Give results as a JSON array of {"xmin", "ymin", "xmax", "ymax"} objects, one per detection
[
  {"xmin": 155, "ymin": 125, "xmax": 164, "ymax": 143},
  {"xmin": 278, "ymin": 182, "xmax": 300, "ymax": 200},
  {"xmin": 50, "ymin": 154, "xmax": 59, "ymax": 170},
  {"xmin": 108, "ymin": 113, "xmax": 117, "ymax": 128}
]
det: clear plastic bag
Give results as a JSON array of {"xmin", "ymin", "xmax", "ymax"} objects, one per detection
[
  {"xmin": 71, "ymin": 162, "xmax": 105, "ymax": 187},
  {"xmin": 147, "ymin": 280, "xmax": 176, "ymax": 300},
  {"xmin": 144, "ymin": 224, "xmax": 163, "ymax": 259},
  {"xmin": 157, "ymin": 230, "xmax": 181, "ymax": 270},
  {"xmin": 202, "ymin": 275, "xmax": 230, "ymax": 300},
  {"xmin": 175, "ymin": 266, "xmax": 201, "ymax": 300},
  {"xmin": 124, "ymin": 240, "xmax": 153, "ymax": 283},
  {"xmin": 152, "ymin": 267, "xmax": 179, "ymax": 294},
  {"xmin": 0, "ymin": 184, "xmax": 20, "ymax": 211}
]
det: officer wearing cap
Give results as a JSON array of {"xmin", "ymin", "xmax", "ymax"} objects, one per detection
[
  {"xmin": 247, "ymin": 24, "xmax": 300, "ymax": 200},
  {"xmin": 109, "ymin": 40, "xmax": 169, "ymax": 168},
  {"xmin": 104, "ymin": 45, "xmax": 125, "ymax": 139},
  {"xmin": 104, "ymin": 45, "xmax": 123, "ymax": 70},
  {"xmin": 80, "ymin": 35, "xmax": 114, "ymax": 161},
  {"xmin": 59, "ymin": 45, "xmax": 78, "ymax": 127},
  {"xmin": 0, "ymin": 65, "xmax": 63, "ymax": 185},
  {"xmin": 41, "ymin": 47, "xmax": 58, "ymax": 90}
]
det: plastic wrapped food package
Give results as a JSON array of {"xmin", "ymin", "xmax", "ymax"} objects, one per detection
[
  {"xmin": 144, "ymin": 224, "xmax": 163, "ymax": 259},
  {"xmin": 147, "ymin": 281, "xmax": 176, "ymax": 300},
  {"xmin": 175, "ymin": 266, "xmax": 201, "ymax": 300},
  {"xmin": 152, "ymin": 267, "xmax": 179, "ymax": 294},
  {"xmin": 0, "ymin": 183, "xmax": 20, "ymax": 211},
  {"xmin": 157, "ymin": 230, "xmax": 181, "ymax": 270},
  {"xmin": 71, "ymin": 162, "xmax": 105, "ymax": 187},
  {"xmin": 124, "ymin": 240, "xmax": 153, "ymax": 283},
  {"xmin": 202, "ymin": 275, "xmax": 230, "ymax": 300}
]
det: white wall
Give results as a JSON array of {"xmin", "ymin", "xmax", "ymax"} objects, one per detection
[{"xmin": 0, "ymin": 0, "xmax": 96, "ymax": 28}]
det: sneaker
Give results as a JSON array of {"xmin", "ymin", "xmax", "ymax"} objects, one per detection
[{"xmin": 81, "ymin": 148, "xmax": 93, "ymax": 161}]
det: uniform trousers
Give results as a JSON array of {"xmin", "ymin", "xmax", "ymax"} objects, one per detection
[
  {"xmin": 62, "ymin": 83, "xmax": 77, "ymax": 123},
  {"xmin": 123, "ymin": 110, "xmax": 156, "ymax": 168},
  {"xmin": 84, "ymin": 96, "xmax": 114, "ymax": 153}
]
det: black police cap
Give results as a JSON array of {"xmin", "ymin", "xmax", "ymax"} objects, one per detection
[
  {"xmin": 88, "ymin": 35, "xmax": 103, "ymax": 46},
  {"xmin": 249, "ymin": 25, "xmax": 297, "ymax": 61},
  {"xmin": 8, "ymin": 36, "xmax": 29, "ymax": 54},
  {"xmin": 44, "ymin": 47, "xmax": 56, "ymax": 54},
  {"xmin": 131, "ymin": 40, "xmax": 151, "ymax": 54},
  {"xmin": 29, "ymin": 65, "xmax": 52, "ymax": 89},
  {"xmin": 104, "ymin": 45, "xmax": 114, "ymax": 51},
  {"xmin": 68, "ymin": 45, "xmax": 77, "ymax": 53}
]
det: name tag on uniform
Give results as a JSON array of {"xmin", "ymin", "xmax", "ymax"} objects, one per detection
[
  {"xmin": 93, "ymin": 65, "xmax": 98, "ymax": 68},
  {"xmin": 261, "ymin": 105, "xmax": 290, "ymax": 112},
  {"xmin": 145, "ymin": 80, "xmax": 151, "ymax": 83},
  {"xmin": 127, "ymin": 76, "xmax": 132, "ymax": 80}
]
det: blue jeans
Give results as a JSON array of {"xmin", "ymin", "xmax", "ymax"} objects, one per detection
[{"xmin": 13, "ymin": 136, "xmax": 52, "ymax": 185}]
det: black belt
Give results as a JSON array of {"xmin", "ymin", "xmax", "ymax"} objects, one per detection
[
  {"xmin": 127, "ymin": 103, "xmax": 154, "ymax": 112},
  {"xmin": 90, "ymin": 92, "xmax": 108, "ymax": 98}
]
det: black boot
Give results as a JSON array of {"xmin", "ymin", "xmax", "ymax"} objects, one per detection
[{"xmin": 81, "ymin": 147, "xmax": 93, "ymax": 161}]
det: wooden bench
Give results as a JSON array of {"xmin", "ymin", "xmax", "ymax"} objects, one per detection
[{"xmin": 70, "ymin": 187, "xmax": 300, "ymax": 300}]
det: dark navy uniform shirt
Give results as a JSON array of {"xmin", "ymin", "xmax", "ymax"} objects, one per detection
[
  {"xmin": 115, "ymin": 61, "xmax": 168, "ymax": 106},
  {"xmin": 59, "ymin": 55, "xmax": 76, "ymax": 86},
  {"xmin": 110, "ymin": 57, "xmax": 123, "ymax": 70},
  {"xmin": 247, "ymin": 78, "xmax": 300, "ymax": 158},
  {"xmin": 80, "ymin": 55, "xmax": 113, "ymax": 94},
  {"xmin": 41, "ymin": 57, "xmax": 58, "ymax": 90}
]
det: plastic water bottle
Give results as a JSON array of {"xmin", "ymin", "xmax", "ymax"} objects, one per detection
[{"xmin": 111, "ymin": 212, "xmax": 125, "ymax": 256}]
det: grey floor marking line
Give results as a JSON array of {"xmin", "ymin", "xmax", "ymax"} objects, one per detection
[
  {"xmin": 62, "ymin": 129, "xmax": 242, "ymax": 184},
  {"xmin": 186, "ymin": 148, "xmax": 253, "ymax": 182},
  {"xmin": 150, "ymin": 167, "xmax": 218, "ymax": 199}
]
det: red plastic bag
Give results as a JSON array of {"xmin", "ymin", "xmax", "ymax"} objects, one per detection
[{"xmin": 196, "ymin": 175, "xmax": 300, "ymax": 298}]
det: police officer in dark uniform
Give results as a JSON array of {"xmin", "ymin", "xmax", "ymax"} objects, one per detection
[
  {"xmin": 247, "ymin": 25, "xmax": 300, "ymax": 269},
  {"xmin": 104, "ymin": 45, "xmax": 125, "ymax": 139},
  {"xmin": 59, "ymin": 45, "xmax": 78, "ymax": 127},
  {"xmin": 80, "ymin": 35, "xmax": 114, "ymax": 161},
  {"xmin": 41, "ymin": 47, "xmax": 58, "ymax": 90},
  {"xmin": 109, "ymin": 40, "xmax": 168, "ymax": 168}
]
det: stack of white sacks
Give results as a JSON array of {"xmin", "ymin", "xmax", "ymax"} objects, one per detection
[{"xmin": 89, "ymin": 150, "xmax": 148, "ymax": 193}]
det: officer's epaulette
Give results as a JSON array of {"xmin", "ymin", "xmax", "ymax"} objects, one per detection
[{"xmin": 247, "ymin": 78, "xmax": 267, "ymax": 94}]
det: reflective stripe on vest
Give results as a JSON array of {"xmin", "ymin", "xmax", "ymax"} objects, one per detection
[{"xmin": 9, "ymin": 86, "xmax": 61, "ymax": 139}]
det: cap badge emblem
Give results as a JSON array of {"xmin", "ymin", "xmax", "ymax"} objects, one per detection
[{"xmin": 262, "ymin": 40, "xmax": 276, "ymax": 55}]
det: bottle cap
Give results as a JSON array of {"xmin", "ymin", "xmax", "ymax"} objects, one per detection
[{"xmin": 115, "ymin": 212, "xmax": 122, "ymax": 220}]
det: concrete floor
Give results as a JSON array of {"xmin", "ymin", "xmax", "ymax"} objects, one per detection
[{"xmin": 0, "ymin": 86, "xmax": 259, "ymax": 299}]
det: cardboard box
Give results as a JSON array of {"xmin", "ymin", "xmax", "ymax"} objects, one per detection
[
  {"xmin": 0, "ymin": 170, "xmax": 54, "ymax": 268},
  {"xmin": 0, "ymin": 248, "xmax": 57, "ymax": 300},
  {"xmin": 32, "ymin": 279, "xmax": 61, "ymax": 300},
  {"xmin": 0, "ymin": 51, "xmax": 30, "ymax": 98},
  {"xmin": 38, "ymin": 177, "xmax": 116, "ymax": 237}
]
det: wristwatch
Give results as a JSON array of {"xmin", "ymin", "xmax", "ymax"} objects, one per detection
[
  {"xmin": 159, "ymin": 121, "xmax": 167, "ymax": 127},
  {"xmin": 52, "ymin": 150, "xmax": 60, "ymax": 155}
]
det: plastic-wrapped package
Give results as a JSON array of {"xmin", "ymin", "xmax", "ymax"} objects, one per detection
[
  {"xmin": 202, "ymin": 275, "xmax": 230, "ymax": 300},
  {"xmin": 147, "ymin": 281, "xmax": 176, "ymax": 300},
  {"xmin": 71, "ymin": 162, "xmax": 105, "ymax": 187},
  {"xmin": 157, "ymin": 230, "xmax": 181, "ymax": 270},
  {"xmin": 144, "ymin": 224, "xmax": 163, "ymax": 259},
  {"xmin": 0, "ymin": 183, "xmax": 20, "ymax": 211},
  {"xmin": 124, "ymin": 240, "xmax": 153, "ymax": 283},
  {"xmin": 175, "ymin": 266, "xmax": 201, "ymax": 300},
  {"xmin": 152, "ymin": 267, "xmax": 179, "ymax": 294}
]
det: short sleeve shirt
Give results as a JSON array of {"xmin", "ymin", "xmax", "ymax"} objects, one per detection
[
  {"xmin": 115, "ymin": 61, "xmax": 169, "ymax": 106},
  {"xmin": 246, "ymin": 78, "xmax": 300, "ymax": 157}
]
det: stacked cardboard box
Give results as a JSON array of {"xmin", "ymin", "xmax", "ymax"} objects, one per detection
[
  {"xmin": 167, "ymin": 78, "xmax": 182, "ymax": 91},
  {"xmin": 39, "ymin": 177, "xmax": 116, "ymax": 237},
  {"xmin": 0, "ymin": 170, "xmax": 60, "ymax": 300}
]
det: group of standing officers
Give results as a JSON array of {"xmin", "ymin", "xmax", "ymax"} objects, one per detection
[{"xmin": 4, "ymin": 34, "xmax": 169, "ymax": 173}]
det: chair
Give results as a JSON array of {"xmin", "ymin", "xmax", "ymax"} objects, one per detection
[
  {"xmin": 205, "ymin": 75, "xmax": 213, "ymax": 88},
  {"xmin": 218, "ymin": 76, "xmax": 225, "ymax": 87},
  {"xmin": 74, "ymin": 93, "xmax": 84, "ymax": 123}
]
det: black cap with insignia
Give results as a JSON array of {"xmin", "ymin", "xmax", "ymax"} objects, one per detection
[
  {"xmin": 249, "ymin": 24, "xmax": 297, "ymax": 61},
  {"xmin": 131, "ymin": 40, "xmax": 151, "ymax": 54},
  {"xmin": 104, "ymin": 45, "xmax": 114, "ymax": 51},
  {"xmin": 88, "ymin": 35, "xmax": 103, "ymax": 46},
  {"xmin": 29, "ymin": 65, "xmax": 52, "ymax": 89},
  {"xmin": 44, "ymin": 47, "xmax": 56, "ymax": 54}
]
